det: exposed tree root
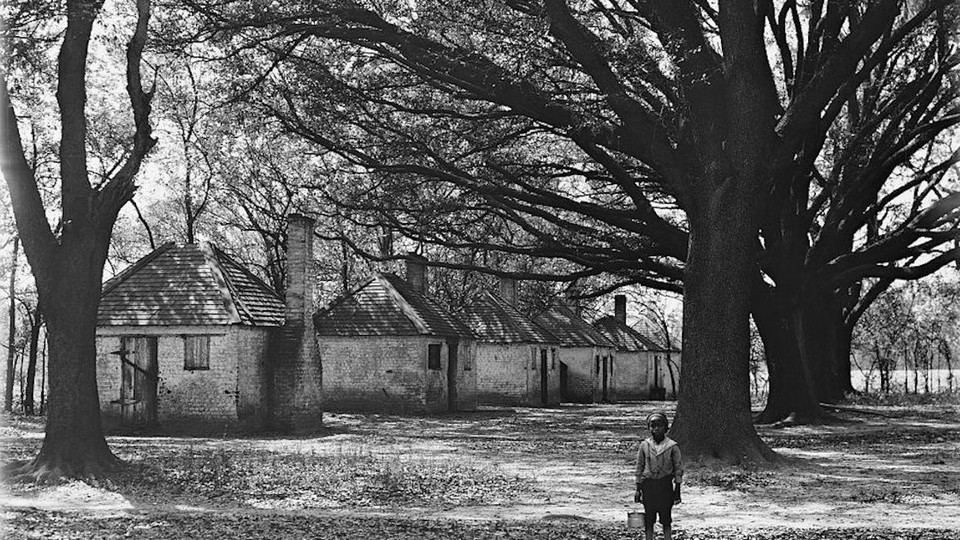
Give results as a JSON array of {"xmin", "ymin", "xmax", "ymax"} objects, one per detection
[
  {"xmin": 754, "ymin": 407, "xmax": 837, "ymax": 427},
  {"xmin": 3, "ymin": 451, "xmax": 123, "ymax": 485}
]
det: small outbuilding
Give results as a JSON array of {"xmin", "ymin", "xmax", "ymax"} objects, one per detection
[
  {"xmin": 533, "ymin": 305, "xmax": 616, "ymax": 403},
  {"xmin": 592, "ymin": 295, "xmax": 665, "ymax": 401},
  {"xmin": 460, "ymin": 278, "xmax": 561, "ymax": 407},
  {"xmin": 315, "ymin": 257, "xmax": 478, "ymax": 413},
  {"xmin": 95, "ymin": 215, "xmax": 323, "ymax": 433}
]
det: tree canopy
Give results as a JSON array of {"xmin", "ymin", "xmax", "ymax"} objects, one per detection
[{"xmin": 166, "ymin": 0, "xmax": 959, "ymax": 460}]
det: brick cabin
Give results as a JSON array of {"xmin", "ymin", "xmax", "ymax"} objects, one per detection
[
  {"xmin": 460, "ymin": 278, "xmax": 561, "ymax": 407},
  {"xmin": 95, "ymin": 215, "xmax": 322, "ymax": 432},
  {"xmin": 592, "ymin": 295, "xmax": 665, "ymax": 401},
  {"xmin": 533, "ymin": 305, "xmax": 617, "ymax": 403},
  {"xmin": 314, "ymin": 257, "xmax": 478, "ymax": 413}
]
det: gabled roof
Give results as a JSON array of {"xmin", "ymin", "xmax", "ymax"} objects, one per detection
[
  {"xmin": 98, "ymin": 242, "xmax": 285, "ymax": 327},
  {"xmin": 460, "ymin": 291, "xmax": 560, "ymax": 344},
  {"xmin": 593, "ymin": 316, "xmax": 664, "ymax": 352},
  {"xmin": 313, "ymin": 273, "xmax": 475, "ymax": 339},
  {"xmin": 532, "ymin": 305, "xmax": 616, "ymax": 348}
]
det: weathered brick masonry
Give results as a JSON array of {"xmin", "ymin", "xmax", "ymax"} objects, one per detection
[
  {"xmin": 96, "ymin": 325, "xmax": 271, "ymax": 431},
  {"xmin": 315, "ymin": 258, "xmax": 478, "ymax": 413},
  {"xmin": 270, "ymin": 214, "xmax": 323, "ymax": 431},
  {"xmin": 462, "ymin": 285, "xmax": 561, "ymax": 407},
  {"xmin": 534, "ymin": 305, "xmax": 616, "ymax": 403},
  {"xmin": 474, "ymin": 343, "xmax": 560, "ymax": 406}
]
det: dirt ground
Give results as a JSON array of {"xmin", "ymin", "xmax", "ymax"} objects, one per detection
[{"xmin": 2, "ymin": 402, "xmax": 959, "ymax": 538}]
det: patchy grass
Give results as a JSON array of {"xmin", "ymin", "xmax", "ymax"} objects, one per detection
[
  {"xmin": 696, "ymin": 470, "xmax": 773, "ymax": 491},
  {"xmin": 6, "ymin": 445, "xmax": 534, "ymax": 510},
  {"xmin": 4, "ymin": 510, "xmax": 960, "ymax": 540},
  {"xmin": 3, "ymin": 401, "xmax": 959, "ymax": 537}
]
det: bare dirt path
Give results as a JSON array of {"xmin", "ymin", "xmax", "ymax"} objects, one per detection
[{"xmin": 3, "ymin": 402, "xmax": 959, "ymax": 536}]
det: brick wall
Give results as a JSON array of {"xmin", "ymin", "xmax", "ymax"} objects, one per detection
[
  {"xmin": 453, "ymin": 338, "xmax": 478, "ymax": 411},
  {"xmin": 269, "ymin": 325, "xmax": 323, "ymax": 431},
  {"xmin": 320, "ymin": 335, "xmax": 477, "ymax": 412},
  {"xmin": 559, "ymin": 346, "xmax": 598, "ymax": 403},
  {"xmin": 235, "ymin": 328, "xmax": 271, "ymax": 431},
  {"xmin": 271, "ymin": 213, "xmax": 323, "ymax": 432},
  {"xmin": 611, "ymin": 350, "xmax": 651, "ymax": 401},
  {"xmin": 475, "ymin": 343, "xmax": 560, "ymax": 407},
  {"xmin": 96, "ymin": 326, "xmax": 269, "ymax": 432}
]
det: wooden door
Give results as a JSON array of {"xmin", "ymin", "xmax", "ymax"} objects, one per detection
[
  {"xmin": 601, "ymin": 355, "xmax": 609, "ymax": 403},
  {"xmin": 559, "ymin": 361, "xmax": 568, "ymax": 402},
  {"xmin": 539, "ymin": 349, "xmax": 548, "ymax": 406},
  {"xmin": 119, "ymin": 336, "xmax": 158, "ymax": 428},
  {"xmin": 446, "ymin": 340, "xmax": 459, "ymax": 411}
]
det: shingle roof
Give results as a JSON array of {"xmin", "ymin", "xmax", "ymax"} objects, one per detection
[
  {"xmin": 460, "ymin": 291, "xmax": 560, "ymax": 344},
  {"xmin": 533, "ymin": 305, "xmax": 616, "ymax": 348},
  {"xmin": 313, "ymin": 273, "xmax": 475, "ymax": 338},
  {"xmin": 593, "ymin": 316, "xmax": 664, "ymax": 352},
  {"xmin": 98, "ymin": 242, "xmax": 285, "ymax": 327}
]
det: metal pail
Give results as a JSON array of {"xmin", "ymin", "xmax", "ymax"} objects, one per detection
[{"xmin": 627, "ymin": 510, "xmax": 645, "ymax": 528}]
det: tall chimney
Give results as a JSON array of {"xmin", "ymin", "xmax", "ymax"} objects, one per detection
[
  {"xmin": 285, "ymin": 214, "xmax": 315, "ymax": 325},
  {"xmin": 499, "ymin": 277, "xmax": 518, "ymax": 306},
  {"xmin": 564, "ymin": 285, "xmax": 581, "ymax": 316},
  {"xmin": 406, "ymin": 252, "xmax": 428, "ymax": 294},
  {"xmin": 615, "ymin": 294, "xmax": 627, "ymax": 324},
  {"xmin": 271, "ymin": 213, "xmax": 322, "ymax": 433}
]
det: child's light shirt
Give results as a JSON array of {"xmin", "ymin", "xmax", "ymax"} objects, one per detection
[{"xmin": 635, "ymin": 435, "xmax": 683, "ymax": 484}]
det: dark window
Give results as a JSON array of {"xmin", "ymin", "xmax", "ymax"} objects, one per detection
[
  {"xmin": 184, "ymin": 336, "xmax": 210, "ymax": 370},
  {"xmin": 595, "ymin": 355, "xmax": 600, "ymax": 374},
  {"xmin": 551, "ymin": 348, "xmax": 557, "ymax": 370},
  {"xmin": 540, "ymin": 348, "xmax": 548, "ymax": 367},
  {"xmin": 428, "ymin": 344, "xmax": 442, "ymax": 370}
]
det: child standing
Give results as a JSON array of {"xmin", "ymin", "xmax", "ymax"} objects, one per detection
[{"xmin": 634, "ymin": 412, "xmax": 683, "ymax": 540}]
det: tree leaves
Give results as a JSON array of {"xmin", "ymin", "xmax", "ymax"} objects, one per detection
[{"xmin": 6, "ymin": 510, "xmax": 959, "ymax": 540}]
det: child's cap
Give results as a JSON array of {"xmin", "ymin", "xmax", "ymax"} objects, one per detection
[{"xmin": 647, "ymin": 412, "xmax": 669, "ymax": 428}]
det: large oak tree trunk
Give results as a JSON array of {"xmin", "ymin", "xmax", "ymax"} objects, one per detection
[
  {"xmin": 752, "ymin": 291, "xmax": 825, "ymax": 425},
  {"xmin": 29, "ymin": 242, "xmax": 118, "ymax": 478},
  {"xmin": 1, "ymin": 0, "xmax": 153, "ymax": 480},
  {"xmin": 671, "ymin": 195, "xmax": 776, "ymax": 463},
  {"xmin": 833, "ymin": 323, "xmax": 857, "ymax": 396},
  {"xmin": 798, "ymin": 289, "xmax": 855, "ymax": 404}
]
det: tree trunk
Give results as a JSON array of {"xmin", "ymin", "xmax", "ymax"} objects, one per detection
[
  {"xmin": 24, "ymin": 309, "xmax": 42, "ymax": 415},
  {"xmin": 752, "ymin": 292, "xmax": 825, "ymax": 425},
  {"xmin": 799, "ymin": 291, "xmax": 851, "ymax": 404},
  {"xmin": 6, "ymin": 236, "xmax": 18, "ymax": 412},
  {"xmin": 19, "ymin": 240, "xmax": 118, "ymax": 480},
  {"xmin": 831, "ymin": 322, "xmax": 857, "ymax": 397},
  {"xmin": 671, "ymin": 197, "xmax": 776, "ymax": 463}
]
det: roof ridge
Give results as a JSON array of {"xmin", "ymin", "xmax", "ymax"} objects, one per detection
[
  {"xmin": 377, "ymin": 274, "xmax": 431, "ymax": 334},
  {"xmin": 314, "ymin": 275, "xmax": 377, "ymax": 321},
  {"xmin": 212, "ymin": 245, "xmax": 283, "ymax": 302},
  {"xmin": 537, "ymin": 305, "xmax": 616, "ymax": 347},
  {"xmin": 101, "ymin": 241, "xmax": 176, "ymax": 296},
  {"xmin": 483, "ymin": 290, "xmax": 561, "ymax": 343},
  {"xmin": 197, "ymin": 242, "xmax": 243, "ymax": 324},
  {"xmin": 596, "ymin": 316, "xmax": 665, "ymax": 351}
]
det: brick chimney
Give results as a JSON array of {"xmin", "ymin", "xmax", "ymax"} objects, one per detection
[
  {"xmin": 406, "ymin": 253, "xmax": 428, "ymax": 294},
  {"xmin": 615, "ymin": 294, "xmax": 627, "ymax": 324},
  {"xmin": 286, "ymin": 214, "xmax": 315, "ymax": 326},
  {"xmin": 564, "ymin": 286, "xmax": 581, "ymax": 316},
  {"xmin": 499, "ymin": 277, "xmax": 517, "ymax": 306},
  {"xmin": 269, "ymin": 213, "xmax": 322, "ymax": 433}
]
